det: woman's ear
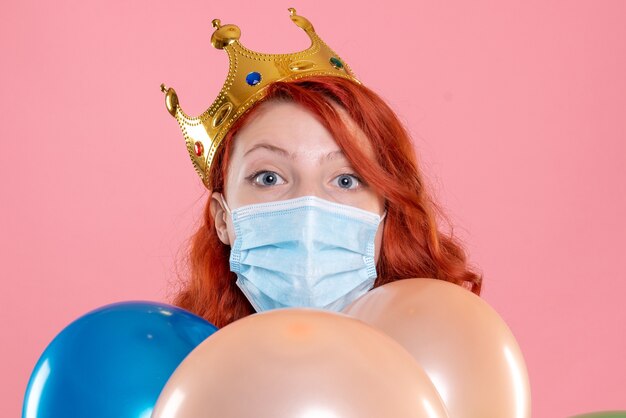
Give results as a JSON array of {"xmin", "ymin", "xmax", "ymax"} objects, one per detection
[{"xmin": 209, "ymin": 192, "xmax": 231, "ymax": 246}]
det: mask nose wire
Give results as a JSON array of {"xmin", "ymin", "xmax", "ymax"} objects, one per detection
[{"xmin": 222, "ymin": 193, "xmax": 386, "ymax": 222}]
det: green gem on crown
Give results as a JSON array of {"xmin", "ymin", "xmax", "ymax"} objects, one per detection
[{"xmin": 329, "ymin": 57, "xmax": 344, "ymax": 69}]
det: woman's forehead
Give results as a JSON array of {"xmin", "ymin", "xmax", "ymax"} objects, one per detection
[{"xmin": 232, "ymin": 100, "xmax": 373, "ymax": 160}]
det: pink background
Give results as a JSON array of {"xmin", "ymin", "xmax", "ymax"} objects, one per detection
[{"xmin": 1, "ymin": 0, "xmax": 624, "ymax": 417}]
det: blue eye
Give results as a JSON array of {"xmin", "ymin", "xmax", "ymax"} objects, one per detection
[
  {"xmin": 335, "ymin": 174, "xmax": 361, "ymax": 190},
  {"xmin": 251, "ymin": 171, "xmax": 285, "ymax": 186}
]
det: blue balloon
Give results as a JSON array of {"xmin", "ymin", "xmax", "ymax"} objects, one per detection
[{"xmin": 23, "ymin": 301, "xmax": 218, "ymax": 418}]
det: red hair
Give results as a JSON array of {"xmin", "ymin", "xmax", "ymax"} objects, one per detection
[{"xmin": 172, "ymin": 76, "xmax": 482, "ymax": 327}]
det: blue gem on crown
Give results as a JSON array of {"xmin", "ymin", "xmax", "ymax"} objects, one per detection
[{"xmin": 246, "ymin": 71, "xmax": 262, "ymax": 86}]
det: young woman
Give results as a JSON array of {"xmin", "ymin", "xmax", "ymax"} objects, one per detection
[{"xmin": 163, "ymin": 10, "xmax": 482, "ymax": 328}]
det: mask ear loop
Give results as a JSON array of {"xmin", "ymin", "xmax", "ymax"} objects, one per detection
[
  {"xmin": 220, "ymin": 193, "xmax": 232, "ymax": 215},
  {"xmin": 379, "ymin": 200, "xmax": 388, "ymax": 222}
]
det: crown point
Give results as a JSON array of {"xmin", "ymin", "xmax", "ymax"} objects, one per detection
[
  {"xmin": 289, "ymin": 9, "xmax": 314, "ymax": 32},
  {"xmin": 161, "ymin": 85, "xmax": 179, "ymax": 117},
  {"xmin": 211, "ymin": 22, "xmax": 241, "ymax": 49}
]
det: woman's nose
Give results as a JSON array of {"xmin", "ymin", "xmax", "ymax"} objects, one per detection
[{"xmin": 291, "ymin": 178, "xmax": 330, "ymax": 201}]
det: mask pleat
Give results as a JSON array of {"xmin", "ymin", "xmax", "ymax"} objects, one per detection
[{"xmin": 229, "ymin": 196, "xmax": 382, "ymax": 312}]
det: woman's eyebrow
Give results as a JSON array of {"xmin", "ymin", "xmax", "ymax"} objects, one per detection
[
  {"xmin": 321, "ymin": 150, "xmax": 345, "ymax": 161},
  {"xmin": 243, "ymin": 143, "xmax": 345, "ymax": 162},
  {"xmin": 244, "ymin": 143, "xmax": 293, "ymax": 159}
]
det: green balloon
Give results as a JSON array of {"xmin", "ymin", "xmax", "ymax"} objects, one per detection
[{"xmin": 570, "ymin": 412, "xmax": 626, "ymax": 418}]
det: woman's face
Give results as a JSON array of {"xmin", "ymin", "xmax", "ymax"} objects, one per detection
[{"xmin": 210, "ymin": 99, "xmax": 386, "ymax": 261}]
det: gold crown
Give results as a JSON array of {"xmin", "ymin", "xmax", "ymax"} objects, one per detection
[{"xmin": 160, "ymin": 7, "xmax": 361, "ymax": 188}]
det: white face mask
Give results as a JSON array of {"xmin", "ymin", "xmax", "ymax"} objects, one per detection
[{"xmin": 221, "ymin": 195, "xmax": 386, "ymax": 312}]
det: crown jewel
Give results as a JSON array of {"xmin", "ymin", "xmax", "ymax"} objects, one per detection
[{"xmin": 160, "ymin": 7, "xmax": 361, "ymax": 188}]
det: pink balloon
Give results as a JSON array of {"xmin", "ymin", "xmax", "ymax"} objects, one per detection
[
  {"xmin": 153, "ymin": 308, "xmax": 449, "ymax": 418},
  {"xmin": 343, "ymin": 278, "xmax": 531, "ymax": 418}
]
